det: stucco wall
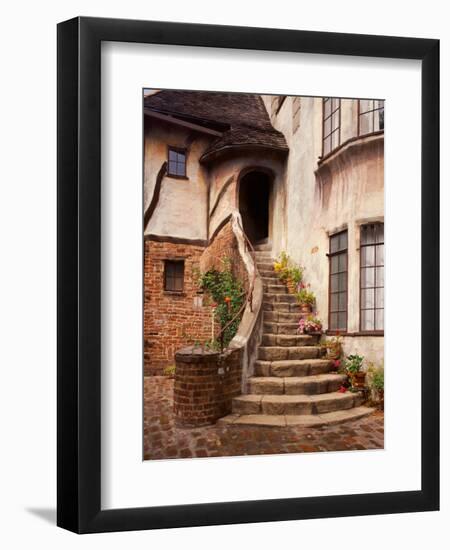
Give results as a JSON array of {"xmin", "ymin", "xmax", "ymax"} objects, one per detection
[
  {"xmin": 262, "ymin": 95, "xmax": 384, "ymax": 363},
  {"xmin": 206, "ymin": 153, "xmax": 286, "ymax": 250},
  {"xmin": 143, "ymin": 117, "xmax": 211, "ymax": 240}
]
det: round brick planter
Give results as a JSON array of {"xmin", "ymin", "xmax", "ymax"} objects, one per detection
[{"xmin": 174, "ymin": 346, "xmax": 242, "ymax": 427}]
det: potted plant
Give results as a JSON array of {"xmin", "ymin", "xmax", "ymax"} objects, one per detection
[
  {"xmin": 344, "ymin": 354, "xmax": 366, "ymax": 388},
  {"xmin": 369, "ymin": 364, "xmax": 384, "ymax": 410},
  {"xmin": 286, "ymin": 265, "xmax": 304, "ymax": 294},
  {"xmin": 296, "ymin": 283, "xmax": 315, "ymax": 313},
  {"xmin": 323, "ymin": 334, "xmax": 343, "ymax": 359},
  {"xmin": 273, "ymin": 251, "xmax": 290, "ymax": 283},
  {"xmin": 298, "ymin": 315, "xmax": 323, "ymax": 335}
]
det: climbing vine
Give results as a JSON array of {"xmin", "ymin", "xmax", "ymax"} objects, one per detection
[{"xmin": 199, "ymin": 257, "xmax": 244, "ymax": 348}]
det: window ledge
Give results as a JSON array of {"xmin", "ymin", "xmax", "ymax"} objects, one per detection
[
  {"xmin": 167, "ymin": 174, "xmax": 189, "ymax": 180},
  {"xmin": 325, "ymin": 330, "xmax": 384, "ymax": 337},
  {"xmin": 163, "ymin": 291, "xmax": 186, "ymax": 297},
  {"xmin": 317, "ymin": 131, "xmax": 384, "ymax": 168}
]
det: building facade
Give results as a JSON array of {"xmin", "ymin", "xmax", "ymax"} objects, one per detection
[
  {"xmin": 262, "ymin": 94, "xmax": 384, "ymax": 363},
  {"xmin": 143, "ymin": 90, "xmax": 384, "ymax": 376}
]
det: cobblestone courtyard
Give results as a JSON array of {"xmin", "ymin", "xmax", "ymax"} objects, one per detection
[{"xmin": 144, "ymin": 377, "xmax": 384, "ymax": 460}]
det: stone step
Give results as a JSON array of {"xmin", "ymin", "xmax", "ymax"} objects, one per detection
[
  {"xmin": 259, "ymin": 269, "xmax": 276, "ymax": 278},
  {"xmin": 254, "ymin": 252, "xmax": 272, "ymax": 259},
  {"xmin": 256, "ymin": 262, "xmax": 275, "ymax": 271},
  {"xmin": 263, "ymin": 301, "xmax": 300, "ymax": 313},
  {"xmin": 232, "ymin": 391, "xmax": 359, "ymax": 416},
  {"xmin": 253, "ymin": 243, "xmax": 272, "ymax": 251},
  {"xmin": 255, "ymin": 358, "xmax": 333, "ymax": 377},
  {"xmin": 262, "ymin": 276, "xmax": 282, "ymax": 286},
  {"xmin": 261, "ymin": 333, "xmax": 319, "ymax": 347},
  {"xmin": 217, "ymin": 407, "xmax": 375, "ymax": 428},
  {"xmin": 248, "ymin": 374, "xmax": 347, "ymax": 395},
  {"xmin": 264, "ymin": 311, "xmax": 301, "ymax": 323},
  {"xmin": 263, "ymin": 321, "xmax": 299, "ymax": 335},
  {"xmin": 263, "ymin": 283, "xmax": 287, "ymax": 294},
  {"xmin": 258, "ymin": 345, "xmax": 323, "ymax": 361},
  {"xmin": 264, "ymin": 293, "xmax": 297, "ymax": 304}
]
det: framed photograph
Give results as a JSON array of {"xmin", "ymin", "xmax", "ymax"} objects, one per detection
[{"xmin": 57, "ymin": 17, "xmax": 439, "ymax": 533}]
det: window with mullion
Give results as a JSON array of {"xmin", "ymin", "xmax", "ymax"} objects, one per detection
[
  {"xmin": 360, "ymin": 223, "xmax": 384, "ymax": 331},
  {"xmin": 168, "ymin": 147, "xmax": 186, "ymax": 177},
  {"xmin": 322, "ymin": 97, "xmax": 341, "ymax": 157},
  {"xmin": 358, "ymin": 99, "xmax": 385, "ymax": 136},
  {"xmin": 329, "ymin": 230, "xmax": 348, "ymax": 332},
  {"xmin": 164, "ymin": 260, "xmax": 185, "ymax": 292}
]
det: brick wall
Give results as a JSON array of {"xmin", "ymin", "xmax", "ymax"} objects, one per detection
[
  {"xmin": 144, "ymin": 239, "xmax": 212, "ymax": 375},
  {"xmin": 200, "ymin": 220, "xmax": 249, "ymax": 292},
  {"xmin": 144, "ymin": 221, "xmax": 249, "ymax": 376},
  {"xmin": 174, "ymin": 346, "xmax": 242, "ymax": 427}
]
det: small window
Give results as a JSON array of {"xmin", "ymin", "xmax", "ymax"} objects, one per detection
[
  {"xmin": 360, "ymin": 223, "xmax": 384, "ymax": 331},
  {"xmin": 168, "ymin": 147, "xmax": 186, "ymax": 177},
  {"xmin": 322, "ymin": 97, "xmax": 341, "ymax": 157},
  {"xmin": 164, "ymin": 260, "xmax": 184, "ymax": 292},
  {"xmin": 358, "ymin": 99, "xmax": 384, "ymax": 136},
  {"xmin": 329, "ymin": 230, "xmax": 348, "ymax": 332}
]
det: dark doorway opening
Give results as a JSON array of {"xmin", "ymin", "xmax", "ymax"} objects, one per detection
[{"xmin": 238, "ymin": 171, "xmax": 271, "ymax": 245}]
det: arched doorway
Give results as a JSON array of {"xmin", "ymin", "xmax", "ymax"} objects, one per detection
[{"xmin": 238, "ymin": 170, "xmax": 272, "ymax": 246}]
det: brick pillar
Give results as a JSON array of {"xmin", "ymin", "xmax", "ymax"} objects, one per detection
[{"xmin": 174, "ymin": 346, "xmax": 242, "ymax": 427}]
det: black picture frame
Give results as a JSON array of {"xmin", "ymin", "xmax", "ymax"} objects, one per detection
[{"xmin": 57, "ymin": 16, "xmax": 439, "ymax": 533}]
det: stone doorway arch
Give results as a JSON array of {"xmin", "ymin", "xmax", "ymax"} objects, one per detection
[{"xmin": 238, "ymin": 169, "xmax": 273, "ymax": 246}]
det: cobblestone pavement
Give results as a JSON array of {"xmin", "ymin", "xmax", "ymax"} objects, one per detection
[{"xmin": 144, "ymin": 377, "xmax": 384, "ymax": 460}]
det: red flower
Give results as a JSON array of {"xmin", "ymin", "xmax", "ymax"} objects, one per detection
[
  {"xmin": 224, "ymin": 296, "xmax": 231, "ymax": 303},
  {"xmin": 334, "ymin": 359, "xmax": 341, "ymax": 368},
  {"xmin": 338, "ymin": 385, "xmax": 347, "ymax": 393}
]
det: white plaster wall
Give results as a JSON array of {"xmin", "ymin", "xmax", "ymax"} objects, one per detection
[
  {"xmin": 143, "ymin": 118, "xmax": 211, "ymax": 240},
  {"xmin": 264, "ymin": 95, "xmax": 384, "ymax": 362},
  {"xmin": 207, "ymin": 152, "xmax": 286, "ymax": 246}
]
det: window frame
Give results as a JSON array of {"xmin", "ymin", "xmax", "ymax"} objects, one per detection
[
  {"xmin": 322, "ymin": 97, "xmax": 341, "ymax": 158},
  {"xmin": 359, "ymin": 223, "xmax": 384, "ymax": 334},
  {"xmin": 357, "ymin": 99, "xmax": 385, "ymax": 137},
  {"xmin": 163, "ymin": 259, "xmax": 185, "ymax": 293},
  {"xmin": 328, "ymin": 229, "xmax": 348, "ymax": 334},
  {"xmin": 167, "ymin": 145, "xmax": 188, "ymax": 179}
]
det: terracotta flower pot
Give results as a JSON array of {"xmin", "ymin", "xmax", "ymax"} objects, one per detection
[
  {"xmin": 326, "ymin": 345, "xmax": 341, "ymax": 360},
  {"xmin": 352, "ymin": 371, "xmax": 366, "ymax": 388},
  {"xmin": 300, "ymin": 303, "xmax": 313, "ymax": 314},
  {"xmin": 305, "ymin": 328, "xmax": 322, "ymax": 336},
  {"xmin": 286, "ymin": 279, "xmax": 297, "ymax": 294}
]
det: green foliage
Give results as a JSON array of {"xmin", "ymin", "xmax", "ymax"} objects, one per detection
[
  {"xmin": 321, "ymin": 335, "xmax": 343, "ymax": 358},
  {"xmin": 273, "ymin": 252, "xmax": 304, "ymax": 286},
  {"xmin": 296, "ymin": 287, "xmax": 316, "ymax": 305},
  {"xmin": 367, "ymin": 362, "xmax": 384, "ymax": 392},
  {"xmin": 344, "ymin": 354, "xmax": 364, "ymax": 374},
  {"xmin": 199, "ymin": 257, "xmax": 244, "ymax": 348},
  {"xmin": 163, "ymin": 364, "xmax": 176, "ymax": 377}
]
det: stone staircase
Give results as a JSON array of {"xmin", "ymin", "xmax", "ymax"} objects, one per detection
[{"xmin": 219, "ymin": 248, "xmax": 374, "ymax": 428}]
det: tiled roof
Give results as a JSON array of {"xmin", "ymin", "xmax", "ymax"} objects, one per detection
[{"xmin": 144, "ymin": 90, "xmax": 288, "ymax": 161}]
